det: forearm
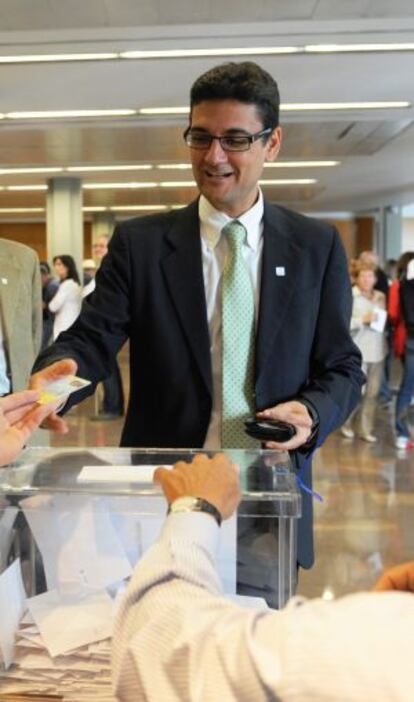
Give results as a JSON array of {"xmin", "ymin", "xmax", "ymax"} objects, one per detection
[{"xmin": 112, "ymin": 513, "xmax": 281, "ymax": 702}]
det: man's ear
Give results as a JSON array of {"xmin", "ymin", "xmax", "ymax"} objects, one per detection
[{"xmin": 265, "ymin": 126, "xmax": 283, "ymax": 162}]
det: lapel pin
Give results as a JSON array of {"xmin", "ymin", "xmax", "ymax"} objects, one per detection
[
  {"xmin": 1, "ymin": 278, "xmax": 7, "ymax": 285},
  {"xmin": 275, "ymin": 267, "xmax": 285, "ymax": 277}
]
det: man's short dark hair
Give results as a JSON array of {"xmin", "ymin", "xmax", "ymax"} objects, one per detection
[{"xmin": 190, "ymin": 62, "xmax": 280, "ymax": 131}]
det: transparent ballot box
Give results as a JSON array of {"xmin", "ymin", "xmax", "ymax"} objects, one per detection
[{"xmin": 0, "ymin": 447, "xmax": 301, "ymax": 700}]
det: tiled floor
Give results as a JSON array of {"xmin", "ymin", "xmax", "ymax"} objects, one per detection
[{"xmin": 51, "ymin": 352, "xmax": 414, "ymax": 600}]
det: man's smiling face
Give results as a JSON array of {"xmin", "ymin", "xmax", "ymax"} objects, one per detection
[{"xmin": 189, "ymin": 99, "xmax": 282, "ymax": 217}]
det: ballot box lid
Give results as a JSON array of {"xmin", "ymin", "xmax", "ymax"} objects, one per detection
[{"xmin": 0, "ymin": 447, "xmax": 301, "ymax": 517}]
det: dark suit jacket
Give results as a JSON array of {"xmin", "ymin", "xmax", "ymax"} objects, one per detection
[{"xmin": 33, "ymin": 199, "xmax": 363, "ymax": 567}]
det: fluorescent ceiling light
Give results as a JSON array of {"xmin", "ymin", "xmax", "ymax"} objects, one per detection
[
  {"xmin": 121, "ymin": 47, "xmax": 301, "ymax": 59},
  {"xmin": 0, "ymin": 53, "xmax": 118, "ymax": 63},
  {"xmin": 306, "ymin": 43, "xmax": 414, "ymax": 53},
  {"xmin": 139, "ymin": 107, "xmax": 189, "ymax": 115},
  {"xmin": 141, "ymin": 101, "xmax": 410, "ymax": 116},
  {"xmin": 109, "ymin": 205, "xmax": 168, "ymax": 211},
  {"xmin": 160, "ymin": 181, "xmax": 197, "ymax": 188},
  {"xmin": 67, "ymin": 164, "xmax": 152, "ymax": 172},
  {"xmin": 259, "ymin": 179, "xmax": 317, "ymax": 185},
  {"xmin": 82, "ymin": 182, "xmax": 157, "ymax": 189},
  {"xmin": 264, "ymin": 160, "xmax": 339, "ymax": 168},
  {"xmin": 82, "ymin": 206, "xmax": 108, "ymax": 212},
  {"xmin": 0, "ymin": 167, "xmax": 64, "ymax": 175},
  {"xmin": 0, "ymin": 207, "xmax": 45, "ymax": 212},
  {"xmin": 0, "ymin": 43, "xmax": 413, "ymax": 66},
  {"xmin": 6, "ymin": 184, "xmax": 47, "ymax": 191},
  {"xmin": 156, "ymin": 164, "xmax": 192, "ymax": 170},
  {"xmin": 7, "ymin": 109, "xmax": 136, "ymax": 119},
  {"xmin": 282, "ymin": 101, "xmax": 410, "ymax": 111}
]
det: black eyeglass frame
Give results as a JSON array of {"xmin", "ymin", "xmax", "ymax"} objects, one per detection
[{"xmin": 183, "ymin": 126, "xmax": 272, "ymax": 152}]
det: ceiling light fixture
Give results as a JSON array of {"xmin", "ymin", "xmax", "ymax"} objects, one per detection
[
  {"xmin": 121, "ymin": 47, "xmax": 301, "ymax": 60},
  {"xmin": 306, "ymin": 43, "xmax": 414, "ymax": 53},
  {"xmin": 259, "ymin": 179, "xmax": 317, "ymax": 185},
  {"xmin": 0, "ymin": 167, "xmax": 64, "ymax": 175},
  {"xmin": 282, "ymin": 101, "xmax": 410, "ymax": 111},
  {"xmin": 82, "ymin": 182, "xmax": 158, "ymax": 189},
  {"xmin": 156, "ymin": 164, "xmax": 192, "ymax": 170},
  {"xmin": 7, "ymin": 109, "xmax": 136, "ymax": 120},
  {"xmin": 160, "ymin": 181, "xmax": 197, "ymax": 188},
  {"xmin": 0, "ymin": 53, "xmax": 118, "ymax": 63},
  {"xmin": 6, "ymin": 184, "xmax": 48, "ymax": 191},
  {"xmin": 109, "ymin": 205, "xmax": 168, "ymax": 211},
  {"xmin": 67, "ymin": 164, "xmax": 152, "ymax": 172},
  {"xmin": 264, "ymin": 160, "xmax": 339, "ymax": 168},
  {"xmin": 0, "ymin": 207, "xmax": 45, "ymax": 212}
]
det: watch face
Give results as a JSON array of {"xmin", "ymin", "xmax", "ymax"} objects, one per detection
[{"xmin": 171, "ymin": 496, "xmax": 198, "ymax": 512}]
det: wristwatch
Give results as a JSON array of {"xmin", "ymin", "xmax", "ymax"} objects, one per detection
[{"xmin": 168, "ymin": 496, "xmax": 222, "ymax": 526}]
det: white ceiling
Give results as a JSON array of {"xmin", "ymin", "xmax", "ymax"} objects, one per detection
[{"xmin": 1, "ymin": 1, "xmax": 414, "ymax": 218}]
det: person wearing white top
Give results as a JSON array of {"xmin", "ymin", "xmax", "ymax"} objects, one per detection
[
  {"xmin": 112, "ymin": 453, "xmax": 414, "ymax": 702},
  {"xmin": 49, "ymin": 255, "xmax": 82, "ymax": 340},
  {"xmin": 341, "ymin": 261, "xmax": 387, "ymax": 442}
]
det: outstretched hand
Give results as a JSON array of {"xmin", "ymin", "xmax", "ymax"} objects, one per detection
[
  {"xmin": 0, "ymin": 390, "xmax": 61, "ymax": 466},
  {"xmin": 29, "ymin": 358, "xmax": 78, "ymax": 433},
  {"xmin": 373, "ymin": 562, "xmax": 414, "ymax": 592}
]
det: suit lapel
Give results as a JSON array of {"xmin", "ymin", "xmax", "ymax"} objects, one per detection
[
  {"xmin": 160, "ymin": 201, "xmax": 213, "ymax": 396},
  {"xmin": 256, "ymin": 202, "xmax": 301, "ymax": 380},
  {"xmin": 0, "ymin": 251, "xmax": 20, "ymax": 345}
]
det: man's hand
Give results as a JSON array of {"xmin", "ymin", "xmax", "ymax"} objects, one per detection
[
  {"xmin": 29, "ymin": 358, "xmax": 78, "ymax": 434},
  {"xmin": 256, "ymin": 400, "xmax": 313, "ymax": 450},
  {"xmin": 373, "ymin": 562, "xmax": 414, "ymax": 592},
  {"xmin": 154, "ymin": 453, "xmax": 241, "ymax": 521},
  {"xmin": 0, "ymin": 390, "xmax": 61, "ymax": 466}
]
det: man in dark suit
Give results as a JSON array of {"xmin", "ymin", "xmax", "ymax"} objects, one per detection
[{"xmin": 31, "ymin": 62, "xmax": 363, "ymax": 570}]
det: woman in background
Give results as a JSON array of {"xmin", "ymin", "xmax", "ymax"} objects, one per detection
[
  {"xmin": 49, "ymin": 255, "xmax": 82, "ymax": 340},
  {"xmin": 341, "ymin": 261, "xmax": 387, "ymax": 443}
]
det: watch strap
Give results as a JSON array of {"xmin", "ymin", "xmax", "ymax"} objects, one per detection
[{"xmin": 168, "ymin": 496, "xmax": 222, "ymax": 526}]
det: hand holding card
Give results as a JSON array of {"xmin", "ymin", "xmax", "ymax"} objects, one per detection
[
  {"xmin": 30, "ymin": 359, "xmax": 79, "ymax": 434},
  {"xmin": 37, "ymin": 375, "xmax": 91, "ymax": 406}
]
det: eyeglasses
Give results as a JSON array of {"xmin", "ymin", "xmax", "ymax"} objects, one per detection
[{"xmin": 183, "ymin": 127, "xmax": 272, "ymax": 152}]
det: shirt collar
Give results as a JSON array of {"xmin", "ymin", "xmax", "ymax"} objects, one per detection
[{"xmin": 199, "ymin": 190, "xmax": 264, "ymax": 251}]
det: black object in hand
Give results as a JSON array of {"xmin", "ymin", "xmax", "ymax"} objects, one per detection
[{"xmin": 244, "ymin": 418, "xmax": 296, "ymax": 442}]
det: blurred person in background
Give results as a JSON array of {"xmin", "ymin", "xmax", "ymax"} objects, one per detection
[
  {"xmin": 50, "ymin": 255, "xmax": 82, "ymax": 341},
  {"xmin": 82, "ymin": 258, "xmax": 97, "ymax": 298},
  {"xmin": 390, "ymin": 254, "xmax": 414, "ymax": 449},
  {"xmin": 0, "ymin": 238, "xmax": 42, "ymax": 393},
  {"xmin": 40, "ymin": 261, "xmax": 59, "ymax": 349},
  {"xmin": 341, "ymin": 261, "xmax": 387, "ymax": 443},
  {"xmin": 92, "ymin": 234, "xmax": 110, "ymax": 265},
  {"xmin": 359, "ymin": 250, "xmax": 389, "ymax": 298}
]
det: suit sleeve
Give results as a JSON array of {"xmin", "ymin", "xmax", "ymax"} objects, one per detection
[
  {"xmin": 298, "ymin": 230, "xmax": 364, "ymax": 441},
  {"xmin": 32, "ymin": 226, "xmax": 131, "ymax": 405}
]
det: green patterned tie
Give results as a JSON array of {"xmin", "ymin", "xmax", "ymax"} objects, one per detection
[{"xmin": 221, "ymin": 220, "xmax": 256, "ymax": 448}]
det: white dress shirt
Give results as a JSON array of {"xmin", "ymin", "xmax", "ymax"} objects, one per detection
[
  {"xmin": 199, "ymin": 192, "xmax": 264, "ymax": 449},
  {"xmin": 112, "ymin": 512, "xmax": 414, "ymax": 702},
  {"xmin": 49, "ymin": 278, "xmax": 82, "ymax": 340}
]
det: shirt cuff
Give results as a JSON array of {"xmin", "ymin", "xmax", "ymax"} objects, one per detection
[{"xmin": 161, "ymin": 511, "xmax": 221, "ymax": 558}]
